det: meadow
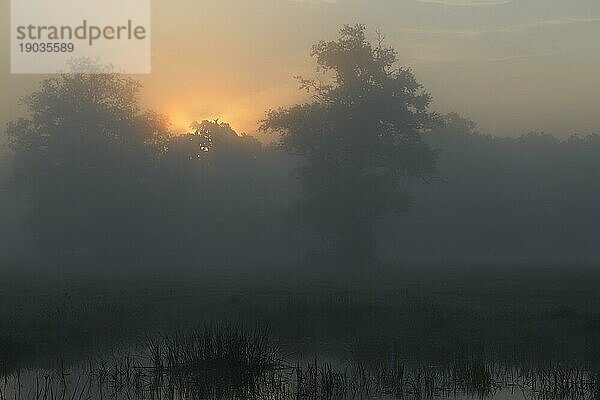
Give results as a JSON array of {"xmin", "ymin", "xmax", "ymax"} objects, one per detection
[{"xmin": 1, "ymin": 266, "xmax": 599, "ymax": 399}]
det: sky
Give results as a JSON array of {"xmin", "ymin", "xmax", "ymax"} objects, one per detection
[{"xmin": 1, "ymin": 0, "xmax": 600, "ymax": 140}]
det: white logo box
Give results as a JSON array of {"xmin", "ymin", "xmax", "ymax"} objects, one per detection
[{"xmin": 11, "ymin": 0, "xmax": 151, "ymax": 74}]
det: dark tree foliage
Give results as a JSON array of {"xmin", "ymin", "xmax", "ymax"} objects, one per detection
[
  {"xmin": 6, "ymin": 65, "xmax": 294, "ymax": 265},
  {"xmin": 158, "ymin": 120, "xmax": 270, "ymax": 259},
  {"xmin": 7, "ymin": 61, "xmax": 169, "ymax": 257},
  {"xmin": 261, "ymin": 25, "xmax": 439, "ymax": 262}
]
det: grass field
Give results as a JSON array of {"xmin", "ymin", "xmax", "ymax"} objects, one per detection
[{"xmin": 1, "ymin": 266, "xmax": 599, "ymax": 399}]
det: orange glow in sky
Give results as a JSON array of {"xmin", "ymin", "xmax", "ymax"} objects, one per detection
[{"xmin": 2, "ymin": 0, "xmax": 600, "ymax": 138}]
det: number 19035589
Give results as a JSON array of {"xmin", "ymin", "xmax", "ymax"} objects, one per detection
[{"xmin": 19, "ymin": 42, "xmax": 75, "ymax": 52}]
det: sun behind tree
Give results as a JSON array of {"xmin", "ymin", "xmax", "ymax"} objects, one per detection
[{"xmin": 261, "ymin": 24, "xmax": 439, "ymax": 264}]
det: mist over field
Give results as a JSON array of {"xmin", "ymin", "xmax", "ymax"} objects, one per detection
[
  {"xmin": 1, "ymin": 1, "xmax": 600, "ymax": 399},
  {"xmin": 2, "ymin": 107, "xmax": 600, "ymax": 275}
]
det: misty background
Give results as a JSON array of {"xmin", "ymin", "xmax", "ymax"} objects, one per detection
[
  {"xmin": 1, "ymin": 0, "xmax": 600, "ymax": 274},
  {"xmin": 1, "ymin": 83, "xmax": 600, "ymax": 271}
]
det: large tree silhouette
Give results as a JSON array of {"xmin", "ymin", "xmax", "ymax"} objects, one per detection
[
  {"xmin": 7, "ymin": 61, "xmax": 169, "ymax": 257},
  {"xmin": 261, "ymin": 25, "xmax": 438, "ymax": 263}
]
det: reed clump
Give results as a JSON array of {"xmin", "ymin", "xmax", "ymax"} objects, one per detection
[{"xmin": 144, "ymin": 324, "xmax": 284, "ymax": 397}]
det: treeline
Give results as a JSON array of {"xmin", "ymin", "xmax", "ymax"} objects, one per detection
[
  {"xmin": 3, "ymin": 105, "xmax": 600, "ymax": 268},
  {"xmin": 2, "ymin": 28, "xmax": 600, "ymax": 270},
  {"xmin": 1, "ymin": 71, "xmax": 305, "ymax": 267},
  {"xmin": 383, "ymin": 113, "xmax": 600, "ymax": 266}
]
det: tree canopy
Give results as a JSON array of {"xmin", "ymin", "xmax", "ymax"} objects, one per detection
[
  {"xmin": 261, "ymin": 24, "xmax": 439, "ymax": 262},
  {"xmin": 7, "ymin": 62, "xmax": 169, "ymax": 256}
]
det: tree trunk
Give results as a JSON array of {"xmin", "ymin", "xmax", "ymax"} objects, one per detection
[{"xmin": 337, "ymin": 217, "xmax": 376, "ymax": 268}]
